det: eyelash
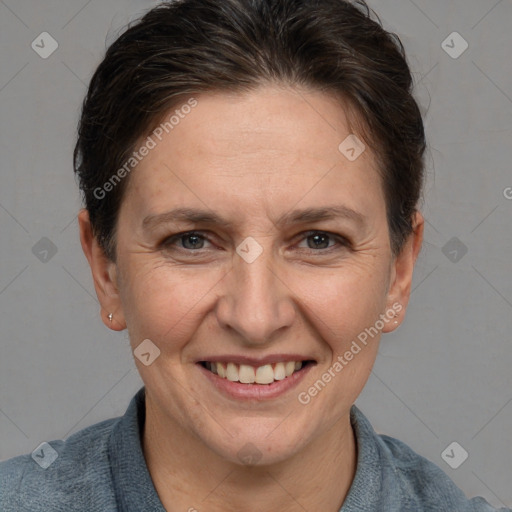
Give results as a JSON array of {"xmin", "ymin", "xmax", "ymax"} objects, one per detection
[{"xmin": 161, "ymin": 230, "xmax": 349, "ymax": 255}]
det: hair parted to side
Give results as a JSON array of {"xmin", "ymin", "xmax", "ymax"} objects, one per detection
[{"xmin": 73, "ymin": 0, "xmax": 426, "ymax": 262}]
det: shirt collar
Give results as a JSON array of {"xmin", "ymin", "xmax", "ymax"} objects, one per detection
[
  {"xmin": 340, "ymin": 404, "xmax": 390, "ymax": 510},
  {"xmin": 108, "ymin": 386, "xmax": 166, "ymax": 512}
]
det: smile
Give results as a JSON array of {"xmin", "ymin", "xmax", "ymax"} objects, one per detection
[
  {"xmin": 196, "ymin": 359, "xmax": 317, "ymax": 402},
  {"xmin": 200, "ymin": 360, "xmax": 315, "ymax": 385}
]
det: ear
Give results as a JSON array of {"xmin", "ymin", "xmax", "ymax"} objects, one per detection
[
  {"xmin": 381, "ymin": 211, "xmax": 424, "ymax": 333},
  {"xmin": 78, "ymin": 209, "xmax": 126, "ymax": 331}
]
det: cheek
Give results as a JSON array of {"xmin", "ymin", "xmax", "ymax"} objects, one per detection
[
  {"xmin": 119, "ymin": 259, "xmax": 227, "ymax": 345},
  {"xmin": 297, "ymin": 263, "xmax": 390, "ymax": 338},
  {"xmin": 303, "ymin": 268, "xmax": 388, "ymax": 401}
]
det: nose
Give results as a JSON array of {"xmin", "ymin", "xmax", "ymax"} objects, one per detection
[{"xmin": 215, "ymin": 245, "xmax": 296, "ymax": 347}]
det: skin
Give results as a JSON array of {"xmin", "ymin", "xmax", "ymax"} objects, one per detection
[{"xmin": 79, "ymin": 84, "xmax": 423, "ymax": 512}]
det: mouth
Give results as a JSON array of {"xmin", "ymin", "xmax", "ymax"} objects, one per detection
[{"xmin": 198, "ymin": 360, "xmax": 316, "ymax": 385}]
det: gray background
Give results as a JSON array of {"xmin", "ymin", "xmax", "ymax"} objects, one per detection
[{"xmin": 0, "ymin": 0, "xmax": 511, "ymax": 508}]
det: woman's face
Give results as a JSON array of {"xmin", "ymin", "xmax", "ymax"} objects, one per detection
[{"xmin": 81, "ymin": 85, "xmax": 422, "ymax": 465}]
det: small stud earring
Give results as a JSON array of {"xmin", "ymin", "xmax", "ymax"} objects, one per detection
[{"xmin": 108, "ymin": 313, "xmax": 113, "ymax": 323}]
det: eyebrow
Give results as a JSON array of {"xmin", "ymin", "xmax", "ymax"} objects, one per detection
[{"xmin": 142, "ymin": 205, "xmax": 366, "ymax": 232}]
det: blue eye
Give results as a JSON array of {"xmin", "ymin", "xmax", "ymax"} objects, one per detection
[{"xmin": 163, "ymin": 231, "xmax": 211, "ymax": 251}]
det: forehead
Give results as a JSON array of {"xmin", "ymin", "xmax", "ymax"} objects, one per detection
[{"xmin": 121, "ymin": 85, "xmax": 385, "ymax": 225}]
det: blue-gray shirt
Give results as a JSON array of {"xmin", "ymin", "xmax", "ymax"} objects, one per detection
[{"xmin": 1, "ymin": 386, "xmax": 509, "ymax": 511}]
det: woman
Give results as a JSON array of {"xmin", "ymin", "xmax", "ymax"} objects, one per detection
[{"xmin": 1, "ymin": 0, "xmax": 509, "ymax": 510}]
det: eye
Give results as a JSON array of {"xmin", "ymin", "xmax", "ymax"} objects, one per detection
[
  {"xmin": 162, "ymin": 231, "xmax": 213, "ymax": 251},
  {"xmin": 296, "ymin": 231, "xmax": 348, "ymax": 252}
]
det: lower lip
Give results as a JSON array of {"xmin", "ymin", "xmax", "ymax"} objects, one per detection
[{"xmin": 197, "ymin": 363, "xmax": 314, "ymax": 400}]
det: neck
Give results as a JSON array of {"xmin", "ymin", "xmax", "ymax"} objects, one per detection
[{"xmin": 142, "ymin": 399, "xmax": 357, "ymax": 512}]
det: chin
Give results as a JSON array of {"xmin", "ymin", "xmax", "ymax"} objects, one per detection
[{"xmin": 201, "ymin": 421, "xmax": 311, "ymax": 467}]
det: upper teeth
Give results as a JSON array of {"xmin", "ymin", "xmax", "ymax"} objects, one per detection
[{"xmin": 205, "ymin": 361, "xmax": 303, "ymax": 384}]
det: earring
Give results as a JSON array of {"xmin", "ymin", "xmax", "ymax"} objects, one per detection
[
  {"xmin": 108, "ymin": 313, "xmax": 113, "ymax": 323},
  {"xmin": 394, "ymin": 313, "xmax": 399, "ymax": 325}
]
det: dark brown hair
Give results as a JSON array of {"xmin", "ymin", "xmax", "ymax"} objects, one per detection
[{"xmin": 73, "ymin": 0, "xmax": 426, "ymax": 261}]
